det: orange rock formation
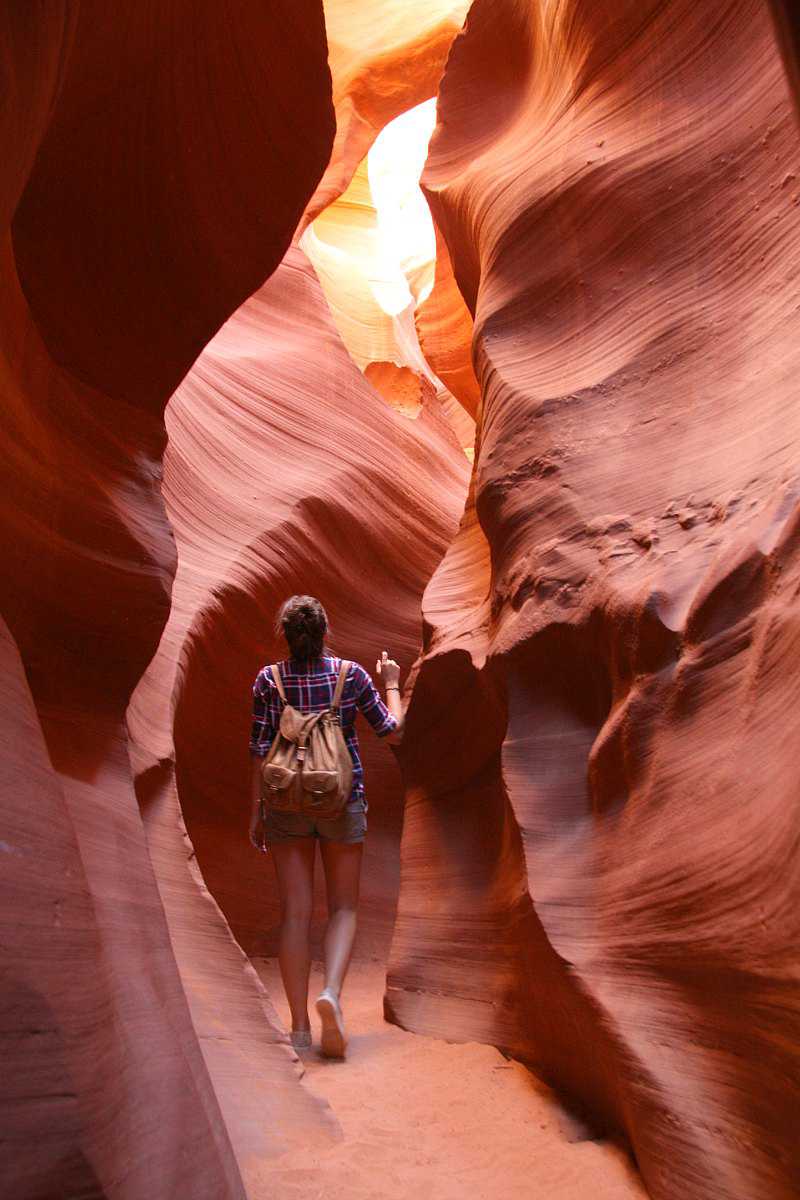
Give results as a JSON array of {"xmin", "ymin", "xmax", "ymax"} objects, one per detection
[
  {"xmin": 300, "ymin": 0, "xmax": 470, "ymax": 229},
  {"xmin": 387, "ymin": 2, "xmax": 800, "ymax": 1199},
  {"xmin": 1, "ymin": 5, "xmax": 333, "ymax": 1196},
  {"xmin": 3, "ymin": 3, "xmax": 800, "ymax": 1199},
  {"xmin": 129, "ymin": 245, "xmax": 468, "ymax": 974}
]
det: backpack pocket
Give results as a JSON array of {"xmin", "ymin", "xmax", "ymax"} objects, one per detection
[
  {"xmin": 261, "ymin": 762, "xmax": 296, "ymax": 808},
  {"xmin": 302, "ymin": 769, "xmax": 339, "ymax": 807}
]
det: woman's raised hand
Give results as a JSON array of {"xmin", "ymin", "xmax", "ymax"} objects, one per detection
[{"xmin": 376, "ymin": 649, "xmax": 400, "ymax": 688}]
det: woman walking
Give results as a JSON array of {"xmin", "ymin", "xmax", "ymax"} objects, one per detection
[{"xmin": 248, "ymin": 595, "xmax": 404, "ymax": 1057}]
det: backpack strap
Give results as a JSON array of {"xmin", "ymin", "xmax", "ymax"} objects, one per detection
[
  {"xmin": 270, "ymin": 664, "xmax": 288, "ymax": 704},
  {"xmin": 330, "ymin": 659, "xmax": 350, "ymax": 713}
]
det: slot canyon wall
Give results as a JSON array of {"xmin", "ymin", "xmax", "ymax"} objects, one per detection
[
  {"xmin": 126, "ymin": 0, "xmax": 472, "ymax": 980},
  {"xmin": 387, "ymin": 2, "xmax": 800, "ymax": 1200},
  {"xmin": 2, "ymin": 2, "xmax": 473, "ymax": 1197},
  {"xmin": 769, "ymin": 0, "xmax": 800, "ymax": 118},
  {"xmin": 1, "ymin": 3, "xmax": 338, "ymax": 1196},
  {"xmin": 127, "ymin": 244, "xmax": 469, "ymax": 963},
  {"xmin": 3, "ymin": 3, "xmax": 800, "ymax": 1200}
]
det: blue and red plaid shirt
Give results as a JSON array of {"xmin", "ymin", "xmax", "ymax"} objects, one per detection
[{"xmin": 249, "ymin": 655, "xmax": 397, "ymax": 801}]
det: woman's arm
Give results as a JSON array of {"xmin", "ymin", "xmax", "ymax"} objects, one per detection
[
  {"xmin": 249, "ymin": 753, "xmax": 262, "ymax": 809},
  {"xmin": 376, "ymin": 649, "xmax": 405, "ymax": 744},
  {"xmin": 249, "ymin": 754, "xmax": 267, "ymax": 851},
  {"xmin": 248, "ymin": 669, "xmax": 273, "ymax": 851}
]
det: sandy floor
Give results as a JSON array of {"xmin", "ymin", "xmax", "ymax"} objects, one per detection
[{"xmin": 252, "ymin": 958, "xmax": 646, "ymax": 1200}]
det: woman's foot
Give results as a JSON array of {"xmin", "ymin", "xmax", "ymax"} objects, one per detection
[
  {"xmin": 315, "ymin": 987, "xmax": 347, "ymax": 1058},
  {"xmin": 290, "ymin": 1028, "xmax": 312, "ymax": 1050}
]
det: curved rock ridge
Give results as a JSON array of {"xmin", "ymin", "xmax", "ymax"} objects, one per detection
[
  {"xmin": 129, "ymin": 244, "xmax": 470, "ymax": 970},
  {"xmin": 299, "ymin": 0, "xmax": 470, "ymax": 231},
  {"xmin": 13, "ymin": 2, "xmax": 333, "ymax": 410},
  {"xmin": 303, "ymin": 159, "xmax": 408, "ymax": 371},
  {"xmin": 414, "ymin": 221, "xmax": 481, "ymax": 419},
  {"xmin": 301, "ymin": 128, "xmax": 475, "ymax": 451},
  {"xmin": 1, "ymin": 5, "xmax": 335, "ymax": 1196},
  {"xmin": 365, "ymin": 361, "xmax": 430, "ymax": 417},
  {"xmin": 388, "ymin": 2, "xmax": 800, "ymax": 1198},
  {"xmin": 768, "ymin": 0, "xmax": 800, "ymax": 117}
]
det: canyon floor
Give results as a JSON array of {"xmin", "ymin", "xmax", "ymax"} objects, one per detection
[{"xmin": 253, "ymin": 958, "xmax": 646, "ymax": 1200}]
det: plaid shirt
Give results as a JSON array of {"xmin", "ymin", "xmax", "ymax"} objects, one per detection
[{"xmin": 249, "ymin": 655, "xmax": 397, "ymax": 800}]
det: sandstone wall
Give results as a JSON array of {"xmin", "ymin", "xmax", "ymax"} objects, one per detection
[
  {"xmin": 4, "ymin": 4, "xmax": 799, "ymax": 1198},
  {"xmin": 387, "ymin": 3, "xmax": 800, "ymax": 1198},
  {"xmin": 0, "ymin": 4, "xmax": 334, "ymax": 1195},
  {"xmin": 128, "ymin": 245, "xmax": 469, "ymax": 965}
]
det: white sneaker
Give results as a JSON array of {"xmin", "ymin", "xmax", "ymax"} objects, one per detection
[
  {"xmin": 290, "ymin": 1029, "xmax": 312, "ymax": 1050},
  {"xmin": 315, "ymin": 987, "xmax": 347, "ymax": 1058}
]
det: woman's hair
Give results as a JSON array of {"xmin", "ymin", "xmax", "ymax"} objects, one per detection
[{"xmin": 275, "ymin": 595, "xmax": 330, "ymax": 661}]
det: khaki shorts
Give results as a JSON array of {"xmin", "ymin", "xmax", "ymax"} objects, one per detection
[{"xmin": 263, "ymin": 794, "xmax": 368, "ymax": 844}]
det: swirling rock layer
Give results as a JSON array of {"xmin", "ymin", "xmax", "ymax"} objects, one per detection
[
  {"xmin": 1, "ymin": 4, "xmax": 333, "ymax": 1196},
  {"xmin": 129, "ymin": 244, "xmax": 469, "ymax": 964},
  {"xmin": 5, "ymin": 2, "xmax": 799, "ymax": 1197},
  {"xmin": 299, "ymin": 0, "xmax": 469, "ymax": 230},
  {"xmin": 12, "ymin": 2, "xmax": 332, "ymax": 408},
  {"xmin": 388, "ymin": 3, "xmax": 800, "ymax": 1199},
  {"xmin": 769, "ymin": 0, "xmax": 800, "ymax": 115}
]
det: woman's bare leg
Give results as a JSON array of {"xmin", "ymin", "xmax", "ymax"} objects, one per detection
[
  {"xmin": 271, "ymin": 838, "xmax": 316, "ymax": 1031},
  {"xmin": 319, "ymin": 839, "xmax": 363, "ymax": 998}
]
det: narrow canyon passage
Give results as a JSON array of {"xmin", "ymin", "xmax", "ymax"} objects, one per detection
[
  {"xmin": 3, "ymin": 5, "xmax": 800, "ymax": 1200},
  {"xmin": 253, "ymin": 959, "xmax": 645, "ymax": 1200},
  {"xmin": 131, "ymin": 6, "xmax": 800, "ymax": 1193},
  {"xmin": 128, "ymin": 76, "xmax": 649, "ymax": 1199}
]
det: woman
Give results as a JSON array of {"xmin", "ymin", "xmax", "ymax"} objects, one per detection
[{"xmin": 248, "ymin": 594, "xmax": 404, "ymax": 1057}]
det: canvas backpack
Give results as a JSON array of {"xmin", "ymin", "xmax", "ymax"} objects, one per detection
[{"xmin": 259, "ymin": 659, "xmax": 354, "ymax": 820}]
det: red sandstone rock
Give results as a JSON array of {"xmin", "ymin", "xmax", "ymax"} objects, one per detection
[
  {"xmin": 298, "ymin": 0, "xmax": 470, "ymax": 232},
  {"xmin": 0, "ymin": 5, "xmax": 335, "ymax": 1195},
  {"xmin": 769, "ymin": 0, "xmax": 800, "ymax": 118},
  {"xmin": 128, "ymin": 245, "xmax": 469, "ymax": 969},
  {"xmin": 6, "ymin": 3, "xmax": 799, "ymax": 1197},
  {"xmin": 387, "ymin": 3, "xmax": 800, "ymax": 1199},
  {"xmin": 12, "ymin": 3, "xmax": 333, "ymax": 410},
  {"xmin": 0, "ymin": 617, "xmax": 242, "ymax": 1199},
  {"xmin": 415, "ymin": 221, "xmax": 481, "ymax": 419}
]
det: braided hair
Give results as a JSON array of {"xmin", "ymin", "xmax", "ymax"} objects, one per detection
[{"xmin": 275, "ymin": 595, "xmax": 332, "ymax": 661}]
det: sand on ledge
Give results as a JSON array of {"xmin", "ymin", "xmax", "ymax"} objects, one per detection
[{"xmin": 252, "ymin": 958, "xmax": 645, "ymax": 1200}]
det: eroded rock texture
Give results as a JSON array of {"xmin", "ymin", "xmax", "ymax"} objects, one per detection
[
  {"xmin": 5, "ymin": 1, "xmax": 799, "ymax": 1197},
  {"xmin": 387, "ymin": 2, "xmax": 800, "ymax": 1199},
  {"xmin": 0, "ymin": 4, "xmax": 334, "ymax": 1195},
  {"xmin": 299, "ymin": 0, "xmax": 470, "ymax": 230},
  {"xmin": 128, "ymin": 244, "xmax": 469, "ymax": 967},
  {"xmin": 127, "ymin": 7, "xmax": 472, "ymax": 989},
  {"xmin": 301, "ymin": 142, "xmax": 475, "ymax": 450},
  {"xmin": 415, "ymin": 221, "xmax": 481, "ymax": 420},
  {"xmin": 769, "ymin": 0, "xmax": 800, "ymax": 117}
]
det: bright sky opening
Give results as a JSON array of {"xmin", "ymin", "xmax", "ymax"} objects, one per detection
[{"xmin": 367, "ymin": 98, "xmax": 437, "ymax": 315}]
